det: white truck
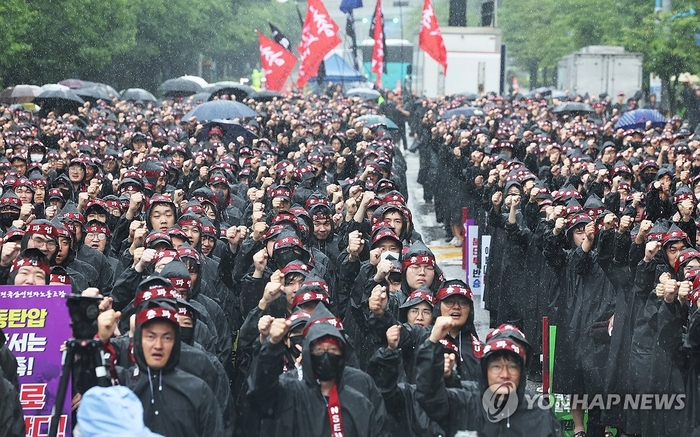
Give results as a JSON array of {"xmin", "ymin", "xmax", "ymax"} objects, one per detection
[
  {"xmin": 412, "ymin": 26, "xmax": 503, "ymax": 97},
  {"xmin": 557, "ymin": 46, "xmax": 643, "ymax": 97}
]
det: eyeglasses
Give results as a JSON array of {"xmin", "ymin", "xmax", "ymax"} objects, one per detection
[
  {"xmin": 86, "ymin": 233, "xmax": 107, "ymax": 241},
  {"xmin": 441, "ymin": 297, "xmax": 469, "ymax": 308},
  {"xmin": 30, "ymin": 235, "xmax": 57, "ymax": 250},
  {"xmin": 487, "ymin": 361, "xmax": 521, "ymax": 375},
  {"xmin": 408, "ymin": 265, "xmax": 435, "ymax": 274},
  {"xmin": 408, "ymin": 308, "xmax": 432, "ymax": 318}
]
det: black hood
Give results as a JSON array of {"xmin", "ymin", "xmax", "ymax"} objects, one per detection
[
  {"xmin": 301, "ymin": 305, "xmax": 347, "ymax": 386},
  {"xmin": 401, "ymin": 240, "xmax": 442, "ymax": 294},
  {"xmin": 133, "ymin": 303, "xmax": 181, "ymax": 374}
]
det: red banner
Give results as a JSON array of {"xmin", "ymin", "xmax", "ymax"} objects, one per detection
[
  {"xmin": 296, "ymin": 0, "xmax": 341, "ymax": 88},
  {"xmin": 419, "ymin": 0, "xmax": 447, "ymax": 74},
  {"xmin": 259, "ymin": 33, "xmax": 297, "ymax": 92},
  {"xmin": 371, "ymin": 0, "xmax": 384, "ymax": 87}
]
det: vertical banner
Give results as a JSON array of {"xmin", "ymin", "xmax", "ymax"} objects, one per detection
[
  {"xmin": 467, "ymin": 224, "xmax": 482, "ymax": 295},
  {"xmin": 479, "ymin": 235, "xmax": 491, "ymax": 306},
  {"xmin": 0, "ymin": 285, "xmax": 72, "ymax": 436}
]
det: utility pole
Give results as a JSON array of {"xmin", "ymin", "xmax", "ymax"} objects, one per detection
[{"xmin": 659, "ymin": 0, "xmax": 673, "ymax": 113}]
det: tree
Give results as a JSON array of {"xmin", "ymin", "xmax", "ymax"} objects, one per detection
[
  {"xmin": 622, "ymin": 10, "xmax": 700, "ymax": 113},
  {"xmin": 4, "ymin": 0, "xmax": 135, "ymax": 85},
  {"xmin": 0, "ymin": 0, "xmax": 33, "ymax": 85}
]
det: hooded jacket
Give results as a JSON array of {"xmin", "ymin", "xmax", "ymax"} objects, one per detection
[
  {"xmin": 126, "ymin": 314, "xmax": 224, "ymax": 437},
  {"xmin": 414, "ymin": 337, "xmax": 563, "ymax": 437},
  {"xmin": 247, "ymin": 309, "xmax": 388, "ymax": 437}
]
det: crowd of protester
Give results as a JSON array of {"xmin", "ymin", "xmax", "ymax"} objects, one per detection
[{"xmin": 0, "ymin": 86, "xmax": 698, "ymax": 437}]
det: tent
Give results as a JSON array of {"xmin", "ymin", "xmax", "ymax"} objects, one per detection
[{"xmin": 310, "ymin": 54, "xmax": 366, "ymax": 84}]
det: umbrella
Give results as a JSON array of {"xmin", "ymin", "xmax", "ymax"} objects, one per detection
[
  {"xmin": 121, "ymin": 88, "xmax": 157, "ymax": 102},
  {"xmin": 180, "ymin": 75, "xmax": 209, "ymax": 87},
  {"xmin": 196, "ymin": 119, "xmax": 259, "ymax": 145},
  {"xmin": 454, "ymin": 92, "xmax": 480, "ymax": 100},
  {"xmin": 159, "ymin": 78, "xmax": 203, "ymax": 97},
  {"xmin": 0, "ymin": 85, "xmax": 42, "ymax": 104},
  {"xmin": 206, "ymin": 82, "xmax": 254, "ymax": 101},
  {"xmin": 182, "ymin": 100, "xmax": 257, "ymax": 122},
  {"xmin": 346, "ymin": 88, "xmax": 381, "ymax": 101},
  {"xmin": 185, "ymin": 92, "xmax": 213, "ymax": 105},
  {"xmin": 440, "ymin": 106, "xmax": 486, "ymax": 119},
  {"xmin": 59, "ymin": 79, "xmax": 90, "ymax": 89},
  {"xmin": 41, "ymin": 84, "xmax": 70, "ymax": 92},
  {"xmin": 551, "ymin": 102, "xmax": 593, "ymax": 114},
  {"xmin": 75, "ymin": 86, "xmax": 114, "ymax": 102},
  {"xmin": 614, "ymin": 109, "xmax": 667, "ymax": 130},
  {"xmin": 356, "ymin": 114, "xmax": 399, "ymax": 129},
  {"xmin": 34, "ymin": 89, "xmax": 84, "ymax": 112},
  {"xmin": 249, "ymin": 90, "xmax": 284, "ymax": 101}
]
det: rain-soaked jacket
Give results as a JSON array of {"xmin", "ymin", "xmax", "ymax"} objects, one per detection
[
  {"xmin": 414, "ymin": 337, "xmax": 563, "ymax": 437},
  {"xmin": 247, "ymin": 307, "xmax": 390, "ymax": 437},
  {"xmin": 124, "ymin": 316, "xmax": 223, "ymax": 437}
]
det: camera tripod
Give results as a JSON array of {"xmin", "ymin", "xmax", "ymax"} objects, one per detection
[{"xmin": 48, "ymin": 338, "xmax": 111, "ymax": 437}]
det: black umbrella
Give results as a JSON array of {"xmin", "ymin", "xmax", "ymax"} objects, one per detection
[
  {"xmin": 249, "ymin": 90, "xmax": 284, "ymax": 101},
  {"xmin": 206, "ymin": 82, "xmax": 255, "ymax": 101},
  {"xmin": 182, "ymin": 100, "xmax": 257, "ymax": 121},
  {"xmin": 453, "ymin": 92, "xmax": 480, "ymax": 100},
  {"xmin": 440, "ymin": 106, "xmax": 486, "ymax": 119},
  {"xmin": 159, "ymin": 78, "xmax": 203, "ymax": 97},
  {"xmin": 121, "ymin": 88, "xmax": 157, "ymax": 102},
  {"xmin": 186, "ymin": 92, "xmax": 213, "ymax": 105},
  {"xmin": 551, "ymin": 102, "xmax": 593, "ymax": 114},
  {"xmin": 75, "ymin": 86, "xmax": 113, "ymax": 102},
  {"xmin": 196, "ymin": 119, "xmax": 259, "ymax": 145},
  {"xmin": 346, "ymin": 88, "xmax": 381, "ymax": 101},
  {"xmin": 34, "ymin": 89, "xmax": 84, "ymax": 112}
]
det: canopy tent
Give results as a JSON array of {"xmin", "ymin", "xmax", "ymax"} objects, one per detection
[{"xmin": 310, "ymin": 54, "xmax": 365, "ymax": 84}]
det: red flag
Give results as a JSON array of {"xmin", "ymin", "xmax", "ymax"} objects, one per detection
[
  {"xmin": 370, "ymin": 0, "xmax": 384, "ymax": 87},
  {"xmin": 419, "ymin": 0, "xmax": 447, "ymax": 74},
  {"xmin": 259, "ymin": 33, "xmax": 298, "ymax": 92},
  {"xmin": 296, "ymin": 0, "xmax": 341, "ymax": 88}
]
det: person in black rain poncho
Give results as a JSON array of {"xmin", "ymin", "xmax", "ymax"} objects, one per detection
[
  {"xmin": 414, "ymin": 320, "xmax": 562, "ymax": 437},
  {"xmin": 247, "ymin": 305, "xmax": 390, "ymax": 437},
  {"xmin": 125, "ymin": 304, "xmax": 223, "ymax": 437}
]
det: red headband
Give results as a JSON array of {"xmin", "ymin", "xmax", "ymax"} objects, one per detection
[
  {"xmin": 169, "ymin": 277, "xmax": 192, "ymax": 290},
  {"xmin": 483, "ymin": 338, "xmax": 526, "ymax": 362},
  {"xmin": 406, "ymin": 290, "xmax": 435, "ymax": 305},
  {"xmin": 304, "ymin": 317, "xmax": 344, "ymax": 336},
  {"xmin": 401, "ymin": 255, "xmax": 435, "ymax": 271},
  {"xmin": 11, "ymin": 257, "xmax": 51, "ymax": 278},
  {"xmin": 435, "ymin": 284, "xmax": 473, "ymax": 302},
  {"xmin": 136, "ymin": 307, "xmax": 179, "ymax": 326},
  {"xmin": 485, "ymin": 324, "xmax": 526, "ymax": 343},
  {"xmin": 134, "ymin": 287, "xmax": 180, "ymax": 308}
]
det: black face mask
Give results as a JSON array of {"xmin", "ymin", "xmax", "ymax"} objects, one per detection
[
  {"xmin": 640, "ymin": 172, "xmax": 656, "ymax": 185},
  {"xmin": 310, "ymin": 352, "xmax": 343, "ymax": 381},
  {"xmin": 0, "ymin": 211, "xmax": 19, "ymax": 227},
  {"xmin": 288, "ymin": 336, "xmax": 304, "ymax": 360},
  {"xmin": 274, "ymin": 249, "xmax": 301, "ymax": 270},
  {"xmin": 213, "ymin": 189, "xmax": 227, "ymax": 204},
  {"xmin": 180, "ymin": 327, "xmax": 194, "ymax": 345}
]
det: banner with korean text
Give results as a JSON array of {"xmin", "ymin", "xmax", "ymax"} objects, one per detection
[{"xmin": 0, "ymin": 285, "xmax": 72, "ymax": 437}]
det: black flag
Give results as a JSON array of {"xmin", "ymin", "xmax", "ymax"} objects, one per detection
[
  {"xmin": 369, "ymin": 1, "xmax": 387, "ymax": 73},
  {"xmin": 269, "ymin": 22, "xmax": 292, "ymax": 52},
  {"xmin": 346, "ymin": 12, "xmax": 361, "ymax": 72},
  {"xmin": 316, "ymin": 61, "xmax": 326, "ymax": 86}
]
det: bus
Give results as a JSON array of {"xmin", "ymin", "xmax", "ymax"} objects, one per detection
[{"xmin": 359, "ymin": 39, "xmax": 413, "ymax": 91}]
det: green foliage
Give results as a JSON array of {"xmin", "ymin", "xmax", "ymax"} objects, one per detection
[
  {"xmin": 0, "ymin": 0, "xmax": 299, "ymax": 90},
  {"xmin": 499, "ymin": 0, "xmax": 700, "ymax": 88},
  {"xmin": 0, "ymin": 0, "xmax": 33, "ymax": 81}
]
